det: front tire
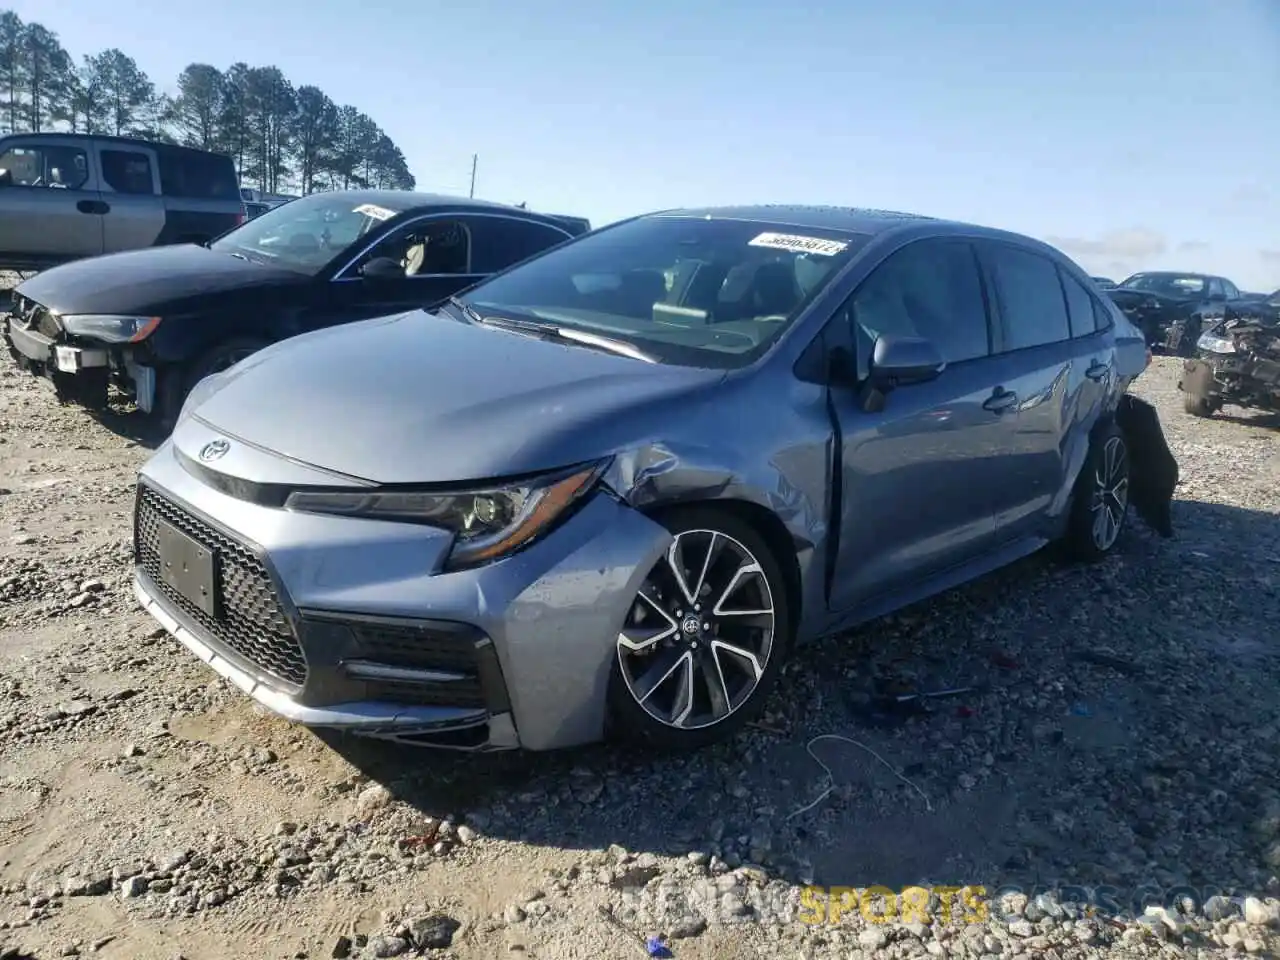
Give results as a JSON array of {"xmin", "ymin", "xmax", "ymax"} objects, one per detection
[
  {"xmin": 154, "ymin": 337, "xmax": 270, "ymax": 431},
  {"xmin": 607, "ymin": 506, "xmax": 791, "ymax": 751},
  {"xmin": 1063, "ymin": 422, "xmax": 1130, "ymax": 562},
  {"xmin": 1183, "ymin": 392, "xmax": 1216, "ymax": 417}
]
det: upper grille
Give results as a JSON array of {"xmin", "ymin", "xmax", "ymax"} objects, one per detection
[{"xmin": 135, "ymin": 485, "xmax": 307, "ymax": 689}]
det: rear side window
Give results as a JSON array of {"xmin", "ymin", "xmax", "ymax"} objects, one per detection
[
  {"xmin": 100, "ymin": 150, "xmax": 154, "ymax": 195},
  {"xmin": 1059, "ymin": 269, "xmax": 1099, "ymax": 339},
  {"xmin": 848, "ymin": 238, "xmax": 991, "ymax": 364},
  {"xmin": 986, "ymin": 244, "xmax": 1071, "ymax": 351},
  {"xmin": 158, "ymin": 150, "xmax": 241, "ymax": 201},
  {"xmin": 1092, "ymin": 298, "xmax": 1113, "ymax": 332},
  {"xmin": 469, "ymin": 217, "xmax": 573, "ymax": 274}
]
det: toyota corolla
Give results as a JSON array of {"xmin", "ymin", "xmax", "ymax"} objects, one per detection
[{"xmin": 132, "ymin": 205, "xmax": 1164, "ymax": 753}]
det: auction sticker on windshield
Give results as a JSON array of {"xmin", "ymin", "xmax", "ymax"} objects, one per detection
[
  {"xmin": 749, "ymin": 232, "xmax": 849, "ymax": 256},
  {"xmin": 353, "ymin": 203, "xmax": 397, "ymax": 222}
]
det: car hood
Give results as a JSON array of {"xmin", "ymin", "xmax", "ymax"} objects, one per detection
[
  {"xmin": 15, "ymin": 244, "xmax": 308, "ymax": 315},
  {"xmin": 188, "ymin": 310, "xmax": 727, "ymax": 484}
]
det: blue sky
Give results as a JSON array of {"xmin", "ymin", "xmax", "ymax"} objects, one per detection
[{"xmin": 13, "ymin": 0, "xmax": 1280, "ymax": 289}]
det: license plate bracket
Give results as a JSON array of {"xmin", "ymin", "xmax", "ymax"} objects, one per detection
[{"xmin": 156, "ymin": 518, "xmax": 219, "ymax": 618}]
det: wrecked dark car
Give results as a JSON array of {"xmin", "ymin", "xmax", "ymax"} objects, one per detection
[
  {"xmin": 2, "ymin": 190, "xmax": 588, "ymax": 428},
  {"xmin": 1104, "ymin": 271, "xmax": 1247, "ymax": 355},
  {"xmin": 1178, "ymin": 292, "xmax": 1280, "ymax": 417},
  {"xmin": 130, "ymin": 204, "xmax": 1177, "ymax": 754}
]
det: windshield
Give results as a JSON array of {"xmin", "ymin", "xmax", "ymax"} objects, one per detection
[
  {"xmin": 1119, "ymin": 273, "xmax": 1207, "ymax": 296},
  {"xmin": 459, "ymin": 216, "xmax": 869, "ymax": 368},
  {"xmin": 209, "ymin": 193, "xmax": 405, "ymax": 275}
]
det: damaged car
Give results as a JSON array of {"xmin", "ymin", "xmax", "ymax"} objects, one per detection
[
  {"xmin": 1178, "ymin": 290, "xmax": 1280, "ymax": 417},
  {"xmin": 1103, "ymin": 271, "xmax": 1246, "ymax": 355},
  {"xmin": 132, "ymin": 205, "xmax": 1173, "ymax": 753},
  {"xmin": 2, "ymin": 190, "xmax": 588, "ymax": 426}
]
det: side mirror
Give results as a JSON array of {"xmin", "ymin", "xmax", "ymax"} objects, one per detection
[
  {"xmin": 0, "ymin": 168, "xmax": 11, "ymax": 187},
  {"xmin": 867, "ymin": 335, "xmax": 946, "ymax": 389},
  {"xmin": 359, "ymin": 256, "xmax": 404, "ymax": 280}
]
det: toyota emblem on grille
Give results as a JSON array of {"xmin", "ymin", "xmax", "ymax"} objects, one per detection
[{"xmin": 199, "ymin": 439, "xmax": 230, "ymax": 462}]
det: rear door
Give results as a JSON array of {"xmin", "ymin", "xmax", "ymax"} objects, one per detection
[
  {"xmin": 827, "ymin": 236, "xmax": 1010, "ymax": 611},
  {"xmin": 0, "ymin": 136, "xmax": 104, "ymax": 261},
  {"xmin": 973, "ymin": 241, "xmax": 1088, "ymax": 545},
  {"xmin": 467, "ymin": 214, "xmax": 575, "ymax": 273},
  {"xmin": 95, "ymin": 141, "xmax": 166, "ymax": 253}
]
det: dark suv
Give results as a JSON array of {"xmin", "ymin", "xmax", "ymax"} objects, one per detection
[{"xmin": 0, "ymin": 133, "xmax": 244, "ymax": 272}]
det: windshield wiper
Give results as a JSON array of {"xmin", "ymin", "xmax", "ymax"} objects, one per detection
[
  {"xmin": 476, "ymin": 314, "xmax": 656, "ymax": 363},
  {"xmin": 552, "ymin": 326, "xmax": 658, "ymax": 363},
  {"xmin": 444, "ymin": 295, "xmax": 484, "ymax": 324}
]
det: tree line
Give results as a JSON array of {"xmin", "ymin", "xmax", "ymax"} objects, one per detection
[{"xmin": 0, "ymin": 10, "xmax": 415, "ymax": 195}]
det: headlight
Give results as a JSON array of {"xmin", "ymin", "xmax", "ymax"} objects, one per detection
[
  {"xmin": 1196, "ymin": 331, "xmax": 1236, "ymax": 354},
  {"xmin": 283, "ymin": 461, "xmax": 607, "ymax": 569},
  {"xmin": 60, "ymin": 314, "xmax": 160, "ymax": 343}
]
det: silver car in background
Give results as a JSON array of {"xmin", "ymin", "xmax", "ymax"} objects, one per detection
[{"xmin": 132, "ymin": 205, "xmax": 1157, "ymax": 753}]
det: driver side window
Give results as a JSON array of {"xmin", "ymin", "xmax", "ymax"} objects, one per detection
[
  {"xmin": 352, "ymin": 218, "xmax": 472, "ymax": 278},
  {"xmin": 846, "ymin": 239, "xmax": 991, "ymax": 376}
]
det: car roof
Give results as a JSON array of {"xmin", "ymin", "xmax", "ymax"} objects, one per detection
[
  {"xmin": 294, "ymin": 189, "xmax": 577, "ymax": 228},
  {"xmin": 5, "ymin": 131, "xmax": 233, "ymax": 160},
  {"xmin": 1126, "ymin": 271, "xmax": 1221, "ymax": 281},
  {"xmin": 647, "ymin": 204, "xmax": 938, "ymax": 235},
  {"xmin": 636, "ymin": 203, "xmax": 1077, "ymax": 257}
]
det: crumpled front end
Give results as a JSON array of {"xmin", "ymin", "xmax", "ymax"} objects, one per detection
[
  {"xmin": 1179, "ymin": 318, "xmax": 1280, "ymax": 412},
  {"xmin": 3, "ymin": 290, "xmax": 160, "ymax": 412}
]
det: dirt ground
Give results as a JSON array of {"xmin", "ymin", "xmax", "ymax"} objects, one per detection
[{"xmin": 2, "ymin": 321, "xmax": 1280, "ymax": 959}]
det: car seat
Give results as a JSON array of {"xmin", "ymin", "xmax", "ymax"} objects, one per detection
[{"xmin": 747, "ymin": 261, "xmax": 802, "ymax": 317}]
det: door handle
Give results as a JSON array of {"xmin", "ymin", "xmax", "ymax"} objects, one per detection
[
  {"xmin": 76, "ymin": 199, "xmax": 110, "ymax": 215},
  {"xmin": 982, "ymin": 387, "xmax": 1018, "ymax": 413},
  {"xmin": 1085, "ymin": 360, "xmax": 1110, "ymax": 381}
]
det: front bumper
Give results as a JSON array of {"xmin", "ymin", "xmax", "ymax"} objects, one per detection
[
  {"xmin": 3, "ymin": 306, "xmax": 156, "ymax": 411},
  {"xmin": 132, "ymin": 425, "xmax": 671, "ymax": 751}
]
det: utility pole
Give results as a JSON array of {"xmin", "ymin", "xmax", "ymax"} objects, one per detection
[{"xmin": 469, "ymin": 154, "xmax": 477, "ymax": 198}]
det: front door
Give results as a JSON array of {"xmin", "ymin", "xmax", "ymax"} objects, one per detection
[
  {"xmin": 95, "ymin": 142, "xmax": 167, "ymax": 253},
  {"xmin": 827, "ymin": 237, "xmax": 1013, "ymax": 613},
  {"xmin": 313, "ymin": 215, "xmax": 487, "ymax": 332},
  {"xmin": 0, "ymin": 136, "xmax": 104, "ymax": 261}
]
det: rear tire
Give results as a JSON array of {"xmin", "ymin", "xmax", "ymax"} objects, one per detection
[
  {"xmin": 606, "ymin": 505, "xmax": 792, "ymax": 752},
  {"xmin": 1062, "ymin": 421, "xmax": 1130, "ymax": 563}
]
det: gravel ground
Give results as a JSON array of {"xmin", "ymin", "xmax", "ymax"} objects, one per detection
[{"xmin": 2, "ymin": 322, "xmax": 1280, "ymax": 959}]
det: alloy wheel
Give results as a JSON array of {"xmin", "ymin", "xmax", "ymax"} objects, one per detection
[
  {"xmin": 616, "ymin": 528, "xmax": 776, "ymax": 731},
  {"xmin": 1091, "ymin": 435, "xmax": 1129, "ymax": 551}
]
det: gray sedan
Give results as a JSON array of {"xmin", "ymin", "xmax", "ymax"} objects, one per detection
[{"xmin": 131, "ymin": 205, "xmax": 1158, "ymax": 753}]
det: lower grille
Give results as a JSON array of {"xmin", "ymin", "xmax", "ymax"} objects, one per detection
[
  {"xmin": 135, "ymin": 485, "xmax": 307, "ymax": 689},
  {"xmin": 347, "ymin": 621, "xmax": 487, "ymax": 708}
]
